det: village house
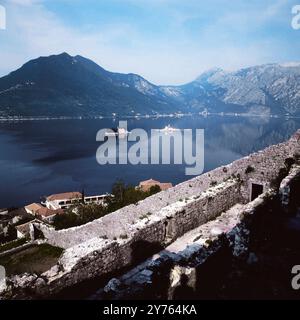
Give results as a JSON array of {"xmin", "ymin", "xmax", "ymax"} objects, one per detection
[
  {"xmin": 138, "ymin": 179, "xmax": 173, "ymax": 192},
  {"xmin": 15, "ymin": 220, "xmax": 37, "ymax": 240},
  {"xmin": 25, "ymin": 203, "xmax": 44, "ymax": 215},
  {"xmin": 0, "ymin": 208, "xmax": 33, "ymax": 242},
  {"xmin": 45, "ymin": 192, "xmax": 108, "ymax": 210},
  {"xmin": 25, "ymin": 203, "xmax": 63, "ymax": 223},
  {"xmin": 45, "ymin": 192, "xmax": 83, "ymax": 210},
  {"xmin": 84, "ymin": 194, "xmax": 109, "ymax": 205},
  {"xmin": 35, "ymin": 207, "xmax": 64, "ymax": 223}
]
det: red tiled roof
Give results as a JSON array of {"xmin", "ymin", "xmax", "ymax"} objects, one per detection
[
  {"xmin": 139, "ymin": 179, "xmax": 173, "ymax": 192},
  {"xmin": 36, "ymin": 207, "xmax": 64, "ymax": 218},
  {"xmin": 15, "ymin": 220, "xmax": 37, "ymax": 235},
  {"xmin": 46, "ymin": 192, "xmax": 82, "ymax": 202},
  {"xmin": 25, "ymin": 203, "xmax": 44, "ymax": 213},
  {"xmin": 139, "ymin": 179, "xmax": 161, "ymax": 185}
]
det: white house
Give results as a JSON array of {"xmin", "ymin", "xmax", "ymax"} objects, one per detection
[
  {"xmin": 45, "ymin": 192, "xmax": 109, "ymax": 210},
  {"xmin": 45, "ymin": 192, "xmax": 83, "ymax": 210}
]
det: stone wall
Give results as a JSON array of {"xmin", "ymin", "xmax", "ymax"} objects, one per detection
[
  {"xmin": 279, "ymin": 164, "xmax": 300, "ymax": 210},
  {"xmin": 30, "ymin": 179, "xmax": 242, "ymax": 297},
  {"xmin": 96, "ymin": 189, "xmax": 281, "ymax": 300},
  {"xmin": 1, "ymin": 129, "xmax": 300, "ymax": 299},
  {"xmin": 0, "ymin": 242, "xmax": 36, "ymax": 259},
  {"xmin": 37, "ymin": 130, "xmax": 300, "ymax": 250}
]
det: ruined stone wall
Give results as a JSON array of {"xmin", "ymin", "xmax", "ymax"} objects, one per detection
[
  {"xmin": 34, "ymin": 179, "xmax": 242, "ymax": 297},
  {"xmin": 279, "ymin": 164, "xmax": 300, "ymax": 210},
  {"xmin": 37, "ymin": 130, "xmax": 300, "ymax": 250},
  {"xmin": 2, "ymin": 130, "xmax": 300, "ymax": 299},
  {"xmin": 97, "ymin": 189, "xmax": 281, "ymax": 300}
]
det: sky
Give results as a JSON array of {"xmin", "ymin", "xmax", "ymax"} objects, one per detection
[{"xmin": 0, "ymin": 0, "xmax": 299, "ymax": 85}]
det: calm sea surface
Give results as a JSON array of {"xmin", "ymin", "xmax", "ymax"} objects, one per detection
[{"xmin": 0, "ymin": 115, "xmax": 299, "ymax": 208}]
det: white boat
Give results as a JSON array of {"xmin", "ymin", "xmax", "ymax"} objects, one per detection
[
  {"xmin": 200, "ymin": 109, "xmax": 208, "ymax": 116},
  {"xmin": 105, "ymin": 127, "xmax": 131, "ymax": 137},
  {"xmin": 156, "ymin": 125, "xmax": 180, "ymax": 133}
]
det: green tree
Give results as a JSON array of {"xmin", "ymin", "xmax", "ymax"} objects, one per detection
[
  {"xmin": 149, "ymin": 185, "xmax": 161, "ymax": 195},
  {"xmin": 53, "ymin": 180, "xmax": 162, "ymax": 230}
]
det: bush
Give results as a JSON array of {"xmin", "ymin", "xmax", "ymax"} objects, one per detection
[
  {"xmin": 245, "ymin": 165, "xmax": 255, "ymax": 174},
  {"xmin": 105, "ymin": 180, "xmax": 161, "ymax": 213},
  {"xmin": 54, "ymin": 180, "xmax": 162, "ymax": 230},
  {"xmin": 210, "ymin": 181, "xmax": 217, "ymax": 187},
  {"xmin": 285, "ymin": 157, "xmax": 295, "ymax": 168},
  {"xmin": 53, "ymin": 203, "xmax": 107, "ymax": 230},
  {"xmin": 294, "ymin": 153, "xmax": 300, "ymax": 163},
  {"xmin": 270, "ymin": 167, "xmax": 289, "ymax": 189}
]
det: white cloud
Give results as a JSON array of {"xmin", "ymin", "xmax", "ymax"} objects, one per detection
[{"xmin": 0, "ymin": 0, "xmax": 297, "ymax": 85}]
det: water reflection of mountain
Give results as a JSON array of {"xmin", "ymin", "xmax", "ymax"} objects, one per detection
[
  {"xmin": 0, "ymin": 116, "xmax": 299, "ymax": 161},
  {"xmin": 0, "ymin": 115, "xmax": 299, "ymax": 208},
  {"xmin": 205, "ymin": 118, "xmax": 299, "ymax": 156}
]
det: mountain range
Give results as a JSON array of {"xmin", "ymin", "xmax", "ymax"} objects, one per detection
[{"xmin": 0, "ymin": 53, "xmax": 300, "ymax": 117}]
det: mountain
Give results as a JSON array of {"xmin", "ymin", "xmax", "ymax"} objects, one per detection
[
  {"xmin": 0, "ymin": 53, "xmax": 300, "ymax": 117},
  {"xmin": 0, "ymin": 53, "xmax": 179, "ymax": 117},
  {"xmin": 162, "ymin": 63, "xmax": 300, "ymax": 116}
]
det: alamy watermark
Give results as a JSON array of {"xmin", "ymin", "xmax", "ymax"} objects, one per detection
[
  {"xmin": 291, "ymin": 265, "xmax": 300, "ymax": 290},
  {"xmin": 0, "ymin": 4, "xmax": 6, "ymax": 30},
  {"xmin": 96, "ymin": 121, "xmax": 204, "ymax": 176},
  {"xmin": 292, "ymin": 5, "xmax": 300, "ymax": 30}
]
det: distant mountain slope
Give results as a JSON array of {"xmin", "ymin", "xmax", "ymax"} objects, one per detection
[
  {"xmin": 162, "ymin": 63, "xmax": 300, "ymax": 115},
  {"xmin": 0, "ymin": 53, "xmax": 178, "ymax": 117},
  {"xmin": 0, "ymin": 53, "xmax": 300, "ymax": 117}
]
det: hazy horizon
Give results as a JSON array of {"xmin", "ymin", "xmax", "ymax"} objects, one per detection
[{"xmin": 2, "ymin": 51, "xmax": 300, "ymax": 86}]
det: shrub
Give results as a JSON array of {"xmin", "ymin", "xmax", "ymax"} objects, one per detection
[
  {"xmin": 270, "ymin": 167, "xmax": 289, "ymax": 189},
  {"xmin": 245, "ymin": 165, "xmax": 255, "ymax": 174},
  {"xmin": 53, "ymin": 203, "xmax": 107, "ymax": 230},
  {"xmin": 54, "ymin": 179, "xmax": 162, "ymax": 230},
  {"xmin": 106, "ymin": 180, "xmax": 161, "ymax": 212},
  {"xmin": 285, "ymin": 157, "xmax": 295, "ymax": 168},
  {"xmin": 293, "ymin": 153, "xmax": 300, "ymax": 163},
  {"xmin": 210, "ymin": 181, "xmax": 217, "ymax": 187}
]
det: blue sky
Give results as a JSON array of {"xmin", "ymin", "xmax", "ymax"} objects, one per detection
[{"xmin": 0, "ymin": 0, "xmax": 299, "ymax": 84}]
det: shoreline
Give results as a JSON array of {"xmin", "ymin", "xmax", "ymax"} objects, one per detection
[{"xmin": 0, "ymin": 112, "xmax": 299, "ymax": 122}]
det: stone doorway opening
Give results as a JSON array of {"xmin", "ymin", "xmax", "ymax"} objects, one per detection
[{"xmin": 251, "ymin": 183, "xmax": 264, "ymax": 201}]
